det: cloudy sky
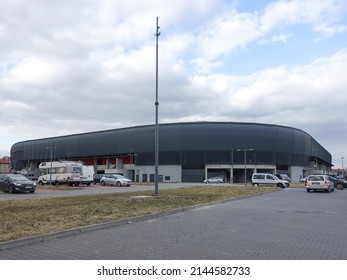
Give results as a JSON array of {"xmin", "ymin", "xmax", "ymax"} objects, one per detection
[{"xmin": 1, "ymin": 0, "xmax": 346, "ymax": 167}]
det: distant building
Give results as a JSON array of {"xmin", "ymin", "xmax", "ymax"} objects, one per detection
[
  {"xmin": 0, "ymin": 156, "xmax": 11, "ymax": 173},
  {"xmin": 10, "ymin": 122, "xmax": 332, "ymax": 183}
]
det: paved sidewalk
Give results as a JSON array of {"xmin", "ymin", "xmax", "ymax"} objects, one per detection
[{"xmin": 0, "ymin": 188, "xmax": 346, "ymax": 259}]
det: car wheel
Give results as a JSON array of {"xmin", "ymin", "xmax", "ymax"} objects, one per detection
[
  {"xmin": 253, "ymin": 183, "xmax": 259, "ymax": 186},
  {"xmin": 336, "ymin": 183, "xmax": 344, "ymax": 190},
  {"xmin": 8, "ymin": 185, "xmax": 14, "ymax": 194},
  {"xmin": 100, "ymin": 181, "xmax": 105, "ymax": 186},
  {"xmin": 38, "ymin": 181, "xmax": 44, "ymax": 186},
  {"xmin": 306, "ymin": 189, "xmax": 311, "ymax": 192},
  {"xmin": 116, "ymin": 181, "xmax": 122, "ymax": 187},
  {"xmin": 29, "ymin": 190, "xmax": 35, "ymax": 193}
]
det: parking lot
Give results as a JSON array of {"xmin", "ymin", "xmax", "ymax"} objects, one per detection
[
  {"xmin": 0, "ymin": 182, "xmax": 209, "ymax": 201},
  {"xmin": 0, "ymin": 187, "xmax": 346, "ymax": 259}
]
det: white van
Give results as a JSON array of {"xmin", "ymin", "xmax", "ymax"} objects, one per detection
[
  {"xmin": 251, "ymin": 173, "xmax": 289, "ymax": 188},
  {"xmin": 81, "ymin": 165, "xmax": 95, "ymax": 186}
]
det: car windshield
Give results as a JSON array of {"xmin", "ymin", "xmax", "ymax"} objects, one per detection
[{"xmin": 7, "ymin": 174, "xmax": 29, "ymax": 181}]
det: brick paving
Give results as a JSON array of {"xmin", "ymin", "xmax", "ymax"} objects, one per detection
[{"xmin": 0, "ymin": 188, "xmax": 346, "ymax": 259}]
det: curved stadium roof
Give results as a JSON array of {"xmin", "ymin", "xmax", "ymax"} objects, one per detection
[{"xmin": 10, "ymin": 122, "xmax": 332, "ymax": 170}]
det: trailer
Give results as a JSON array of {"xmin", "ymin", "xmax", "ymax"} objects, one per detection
[{"xmin": 37, "ymin": 161, "xmax": 82, "ymax": 186}]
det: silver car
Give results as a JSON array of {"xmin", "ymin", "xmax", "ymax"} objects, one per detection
[
  {"xmin": 100, "ymin": 174, "xmax": 132, "ymax": 187},
  {"xmin": 204, "ymin": 177, "xmax": 223, "ymax": 183},
  {"xmin": 305, "ymin": 175, "xmax": 334, "ymax": 193}
]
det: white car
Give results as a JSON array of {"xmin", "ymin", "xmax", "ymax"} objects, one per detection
[
  {"xmin": 305, "ymin": 175, "xmax": 334, "ymax": 192},
  {"xmin": 204, "ymin": 177, "xmax": 223, "ymax": 183},
  {"xmin": 100, "ymin": 175, "xmax": 132, "ymax": 187},
  {"xmin": 251, "ymin": 173, "xmax": 289, "ymax": 188}
]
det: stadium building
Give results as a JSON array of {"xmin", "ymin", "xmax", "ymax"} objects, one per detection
[{"xmin": 10, "ymin": 122, "xmax": 332, "ymax": 183}]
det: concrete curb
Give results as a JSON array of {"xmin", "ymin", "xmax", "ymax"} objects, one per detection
[{"xmin": 0, "ymin": 190, "xmax": 278, "ymax": 251}]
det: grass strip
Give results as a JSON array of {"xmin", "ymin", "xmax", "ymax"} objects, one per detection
[{"xmin": 0, "ymin": 185, "xmax": 278, "ymax": 242}]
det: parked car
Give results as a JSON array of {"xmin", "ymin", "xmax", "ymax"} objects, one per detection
[
  {"xmin": 305, "ymin": 175, "xmax": 334, "ymax": 192},
  {"xmin": 328, "ymin": 176, "xmax": 347, "ymax": 190},
  {"xmin": 0, "ymin": 174, "xmax": 36, "ymax": 193},
  {"xmin": 93, "ymin": 174, "xmax": 105, "ymax": 184},
  {"xmin": 100, "ymin": 174, "xmax": 132, "ymax": 187},
  {"xmin": 300, "ymin": 176, "xmax": 308, "ymax": 182},
  {"xmin": 204, "ymin": 177, "xmax": 223, "ymax": 183},
  {"xmin": 251, "ymin": 173, "xmax": 289, "ymax": 188},
  {"xmin": 275, "ymin": 174, "xmax": 291, "ymax": 182}
]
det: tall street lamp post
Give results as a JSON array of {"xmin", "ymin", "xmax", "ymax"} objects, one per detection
[
  {"xmin": 154, "ymin": 17, "xmax": 160, "ymax": 196},
  {"xmin": 237, "ymin": 148, "xmax": 253, "ymax": 187}
]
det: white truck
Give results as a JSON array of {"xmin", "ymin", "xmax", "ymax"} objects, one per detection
[{"xmin": 37, "ymin": 161, "xmax": 82, "ymax": 186}]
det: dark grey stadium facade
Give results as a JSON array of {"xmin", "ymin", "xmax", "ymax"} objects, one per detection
[{"xmin": 10, "ymin": 122, "xmax": 332, "ymax": 183}]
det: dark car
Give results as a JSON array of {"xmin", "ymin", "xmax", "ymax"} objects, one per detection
[
  {"xmin": 275, "ymin": 174, "xmax": 291, "ymax": 183},
  {"xmin": 93, "ymin": 174, "xmax": 106, "ymax": 184},
  {"xmin": 0, "ymin": 174, "xmax": 36, "ymax": 193},
  {"xmin": 328, "ymin": 176, "xmax": 347, "ymax": 190}
]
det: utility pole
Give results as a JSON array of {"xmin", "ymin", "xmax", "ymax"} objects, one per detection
[{"xmin": 154, "ymin": 17, "xmax": 160, "ymax": 196}]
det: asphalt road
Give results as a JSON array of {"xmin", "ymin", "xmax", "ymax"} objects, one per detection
[{"xmin": 0, "ymin": 187, "xmax": 346, "ymax": 260}]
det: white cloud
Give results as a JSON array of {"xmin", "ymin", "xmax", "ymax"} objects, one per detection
[
  {"xmin": 260, "ymin": 0, "xmax": 347, "ymax": 33},
  {"xmin": 2, "ymin": 57, "xmax": 64, "ymax": 86},
  {"xmin": 257, "ymin": 33, "xmax": 293, "ymax": 45},
  {"xmin": 191, "ymin": 0, "xmax": 347, "ymax": 73},
  {"xmin": 158, "ymin": 49, "xmax": 347, "ymax": 133},
  {"xmin": 314, "ymin": 24, "xmax": 347, "ymax": 37},
  {"xmin": 196, "ymin": 10, "xmax": 260, "ymax": 58}
]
